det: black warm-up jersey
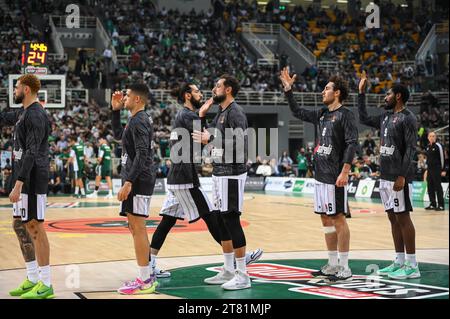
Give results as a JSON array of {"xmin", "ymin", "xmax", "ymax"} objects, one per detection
[
  {"xmin": 205, "ymin": 101, "xmax": 248, "ymax": 177},
  {"xmin": 0, "ymin": 103, "xmax": 50, "ymax": 194},
  {"xmin": 358, "ymin": 93, "xmax": 417, "ymax": 182},
  {"xmin": 167, "ymin": 107, "xmax": 202, "ymax": 186},
  {"xmin": 286, "ymin": 90, "xmax": 358, "ymax": 184},
  {"xmin": 112, "ymin": 109, "xmax": 156, "ymax": 195}
]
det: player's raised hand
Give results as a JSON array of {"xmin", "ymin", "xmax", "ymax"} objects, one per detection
[
  {"xmin": 199, "ymin": 97, "xmax": 214, "ymax": 117},
  {"xmin": 279, "ymin": 67, "xmax": 297, "ymax": 91},
  {"xmin": 359, "ymin": 70, "xmax": 368, "ymax": 94},
  {"xmin": 112, "ymin": 91, "xmax": 124, "ymax": 111}
]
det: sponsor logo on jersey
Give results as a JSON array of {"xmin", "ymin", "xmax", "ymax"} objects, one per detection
[
  {"xmin": 13, "ymin": 148, "xmax": 23, "ymax": 160},
  {"xmin": 380, "ymin": 145, "xmax": 395, "ymax": 156},
  {"xmin": 316, "ymin": 144, "xmax": 333, "ymax": 155}
]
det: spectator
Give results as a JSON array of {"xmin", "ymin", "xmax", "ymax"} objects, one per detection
[
  {"xmin": 362, "ymin": 133, "xmax": 376, "ymax": 156},
  {"xmin": 48, "ymin": 164, "xmax": 62, "ymax": 195},
  {"xmin": 296, "ymin": 148, "xmax": 308, "ymax": 177},
  {"xmin": 278, "ymin": 150, "xmax": 293, "ymax": 176},
  {"xmin": 416, "ymin": 152, "xmax": 427, "ymax": 181},
  {"xmin": 256, "ymin": 159, "xmax": 272, "ymax": 177},
  {"xmin": 269, "ymin": 158, "xmax": 281, "ymax": 176}
]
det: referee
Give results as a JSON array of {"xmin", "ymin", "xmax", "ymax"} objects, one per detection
[{"xmin": 425, "ymin": 132, "xmax": 445, "ymax": 211}]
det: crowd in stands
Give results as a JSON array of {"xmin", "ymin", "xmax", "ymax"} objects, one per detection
[
  {"xmin": 0, "ymin": 0, "xmax": 84, "ymax": 89},
  {"xmin": 1, "ymin": 96, "xmax": 448, "ymax": 196},
  {"xmin": 0, "ymin": 99, "xmax": 177, "ymax": 195},
  {"xmin": 2, "ymin": 0, "xmax": 448, "ymax": 94},
  {"xmin": 244, "ymin": 132, "xmax": 449, "ymax": 185},
  {"xmin": 91, "ymin": 0, "xmax": 447, "ymax": 94},
  {"xmin": 0, "ymin": 1, "xmax": 448, "ymax": 195}
]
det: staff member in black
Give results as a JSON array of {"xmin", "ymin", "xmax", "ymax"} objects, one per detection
[{"xmin": 425, "ymin": 132, "xmax": 445, "ymax": 211}]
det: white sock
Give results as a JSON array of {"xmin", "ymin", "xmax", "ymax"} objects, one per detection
[
  {"xmin": 223, "ymin": 252, "xmax": 235, "ymax": 272},
  {"xmin": 75, "ymin": 186, "xmax": 79, "ymax": 195},
  {"xmin": 395, "ymin": 252, "xmax": 405, "ymax": 265},
  {"xmin": 235, "ymin": 257, "xmax": 246, "ymax": 274},
  {"xmin": 149, "ymin": 264, "xmax": 154, "ymax": 275},
  {"xmin": 406, "ymin": 254, "xmax": 417, "ymax": 267},
  {"xmin": 25, "ymin": 260, "xmax": 39, "ymax": 283},
  {"xmin": 39, "ymin": 265, "xmax": 51, "ymax": 287},
  {"xmin": 150, "ymin": 254, "xmax": 157, "ymax": 269},
  {"xmin": 93, "ymin": 190, "xmax": 98, "ymax": 195},
  {"xmin": 328, "ymin": 251, "xmax": 338, "ymax": 266},
  {"xmin": 338, "ymin": 252, "xmax": 349, "ymax": 269},
  {"xmin": 108, "ymin": 189, "xmax": 113, "ymax": 195},
  {"xmin": 81, "ymin": 188, "xmax": 86, "ymax": 195},
  {"xmin": 138, "ymin": 265, "xmax": 150, "ymax": 281}
]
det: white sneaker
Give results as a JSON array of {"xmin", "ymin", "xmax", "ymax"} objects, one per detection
[
  {"xmin": 87, "ymin": 193, "xmax": 98, "ymax": 198},
  {"xmin": 104, "ymin": 194, "xmax": 114, "ymax": 199},
  {"xmin": 153, "ymin": 267, "xmax": 171, "ymax": 278},
  {"xmin": 221, "ymin": 270, "xmax": 251, "ymax": 290},
  {"xmin": 327, "ymin": 266, "xmax": 353, "ymax": 282},
  {"xmin": 245, "ymin": 248, "xmax": 263, "ymax": 265},
  {"xmin": 311, "ymin": 264, "xmax": 339, "ymax": 277},
  {"xmin": 204, "ymin": 268, "xmax": 234, "ymax": 285}
]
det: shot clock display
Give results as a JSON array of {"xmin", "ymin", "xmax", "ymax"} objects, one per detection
[{"xmin": 21, "ymin": 42, "xmax": 48, "ymax": 70}]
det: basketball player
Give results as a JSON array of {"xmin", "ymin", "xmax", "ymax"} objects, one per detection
[
  {"xmin": 87, "ymin": 137, "xmax": 114, "ymax": 199},
  {"xmin": 2, "ymin": 74, "xmax": 54, "ymax": 298},
  {"xmin": 192, "ymin": 75, "xmax": 253, "ymax": 290},
  {"xmin": 280, "ymin": 67, "xmax": 358, "ymax": 281},
  {"xmin": 111, "ymin": 84, "xmax": 158, "ymax": 294},
  {"xmin": 358, "ymin": 71, "xmax": 420, "ymax": 279},
  {"xmin": 150, "ymin": 83, "xmax": 263, "ymax": 278},
  {"xmin": 67, "ymin": 135, "xmax": 86, "ymax": 198}
]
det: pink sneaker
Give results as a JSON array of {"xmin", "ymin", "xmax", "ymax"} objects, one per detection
[{"xmin": 117, "ymin": 275, "xmax": 158, "ymax": 295}]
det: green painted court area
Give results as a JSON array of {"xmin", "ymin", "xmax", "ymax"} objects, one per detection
[{"xmin": 156, "ymin": 259, "xmax": 449, "ymax": 299}]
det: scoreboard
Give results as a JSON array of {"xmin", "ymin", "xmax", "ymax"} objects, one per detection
[{"xmin": 21, "ymin": 42, "xmax": 49, "ymax": 74}]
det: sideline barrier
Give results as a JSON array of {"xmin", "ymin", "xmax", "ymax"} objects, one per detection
[
  {"xmin": 89, "ymin": 177, "xmax": 448, "ymax": 203},
  {"xmin": 263, "ymin": 177, "xmax": 449, "ymax": 203}
]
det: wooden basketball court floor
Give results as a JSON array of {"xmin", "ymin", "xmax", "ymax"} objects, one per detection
[{"xmin": 0, "ymin": 192, "xmax": 448, "ymax": 299}]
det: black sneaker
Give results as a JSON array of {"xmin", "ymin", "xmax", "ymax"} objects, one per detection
[
  {"xmin": 425, "ymin": 205, "xmax": 436, "ymax": 210},
  {"xmin": 435, "ymin": 206, "xmax": 445, "ymax": 211}
]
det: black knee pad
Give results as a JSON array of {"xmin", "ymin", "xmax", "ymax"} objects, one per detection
[
  {"xmin": 221, "ymin": 212, "xmax": 246, "ymax": 249},
  {"xmin": 216, "ymin": 211, "xmax": 232, "ymax": 241},
  {"xmin": 202, "ymin": 213, "xmax": 222, "ymax": 245},
  {"xmin": 150, "ymin": 215, "xmax": 177, "ymax": 251}
]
